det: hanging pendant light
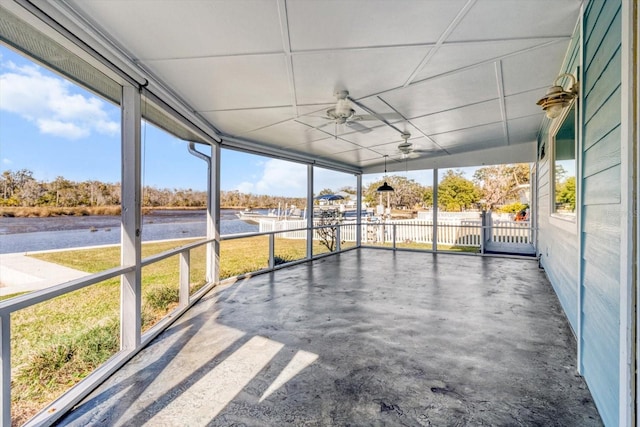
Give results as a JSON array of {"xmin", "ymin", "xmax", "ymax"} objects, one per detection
[{"xmin": 376, "ymin": 155, "xmax": 394, "ymax": 192}]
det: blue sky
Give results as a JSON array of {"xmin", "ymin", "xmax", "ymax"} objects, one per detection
[{"xmin": 1, "ymin": 45, "xmax": 472, "ymax": 197}]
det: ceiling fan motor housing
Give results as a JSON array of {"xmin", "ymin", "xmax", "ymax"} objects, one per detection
[
  {"xmin": 333, "ymin": 98, "xmax": 355, "ymax": 119},
  {"xmin": 398, "ymin": 142, "xmax": 412, "ymax": 153},
  {"xmin": 398, "ymin": 132, "xmax": 413, "ymax": 153}
]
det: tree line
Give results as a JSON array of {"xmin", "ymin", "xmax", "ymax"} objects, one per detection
[
  {"xmin": 0, "ymin": 169, "xmax": 306, "ymax": 209},
  {"xmin": 2, "ymin": 164, "xmax": 535, "ymax": 212},
  {"xmin": 363, "ymin": 164, "xmax": 531, "ymax": 212}
]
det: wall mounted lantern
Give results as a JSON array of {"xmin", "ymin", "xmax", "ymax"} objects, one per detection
[{"xmin": 536, "ymin": 73, "xmax": 579, "ymax": 119}]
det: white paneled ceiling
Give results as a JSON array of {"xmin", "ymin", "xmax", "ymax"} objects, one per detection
[{"xmin": 58, "ymin": 0, "xmax": 581, "ymax": 173}]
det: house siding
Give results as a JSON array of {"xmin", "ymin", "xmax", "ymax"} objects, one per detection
[
  {"xmin": 581, "ymin": 0, "xmax": 621, "ymax": 425},
  {"xmin": 537, "ymin": 1, "xmax": 622, "ymax": 425}
]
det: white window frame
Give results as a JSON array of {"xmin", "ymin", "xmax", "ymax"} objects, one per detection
[{"xmin": 549, "ymin": 93, "xmax": 578, "ymax": 233}]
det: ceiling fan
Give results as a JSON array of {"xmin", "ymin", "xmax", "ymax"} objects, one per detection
[
  {"xmin": 318, "ymin": 90, "xmax": 378, "ymax": 135},
  {"xmin": 396, "ymin": 132, "xmax": 437, "ymax": 159}
]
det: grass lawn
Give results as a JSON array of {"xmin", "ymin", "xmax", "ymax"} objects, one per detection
[
  {"xmin": 0, "ymin": 292, "xmax": 26, "ymax": 301},
  {"xmin": 10, "ymin": 236, "xmax": 328, "ymax": 425}
]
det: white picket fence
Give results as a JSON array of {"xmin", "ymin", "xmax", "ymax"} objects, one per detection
[
  {"xmin": 490, "ymin": 220, "xmax": 532, "ymax": 243},
  {"xmin": 259, "ymin": 218, "xmax": 531, "ymax": 248},
  {"xmin": 361, "ymin": 220, "xmax": 482, "ymax": 246},
  {"xmin": 416, "ymin": 211, "xmax": 482, "ymax": 221}
]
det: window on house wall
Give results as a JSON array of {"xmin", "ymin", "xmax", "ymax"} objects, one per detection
[{"xmin": 551, "ymin": 103, "xmax": 576, "ymax": 218}]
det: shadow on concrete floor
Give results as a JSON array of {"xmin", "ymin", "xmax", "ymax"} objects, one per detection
[{"xmin": 56, "ymin": 249, "xmax": 602, "ymax": 426}]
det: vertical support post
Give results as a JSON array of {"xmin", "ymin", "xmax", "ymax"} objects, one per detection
[
  {"xmin": 269, "ymin": 233, "xmax": 275, "ymax": 269},
  {"xmin": 120, "ymin": 85, "xmax": 142, "ymax": 351},
  {"xmin": 336, "ymin": 226, "xmax": 341, "ymax": 252},
  {"xmin": 620, "ymin": 1, "xmax": 638, "ymax": 424},
  {"xmin": 179, "ymin": 251, "xmax": 190, "ymax": 308},
  {"xmin": 356, "ymin": 173, "xmax": 362, "ymax": 246},
  {"xmin": 634, "ymin": 2, "xmax": 640, "ymax": 422},
  {"xmin": 432, "ymin": 168, "xmax": 438, "ymax": 252},
  {"xmin": 1, "ymin": 314, "xmax": 10, "ymax": 427},
  {"xmin": 307, "ymin": 165, "xmax": 314, "ymax": 259},
  {"xmin": 480, "ymin": 211, "xmax": 486, "ymax": 254},
  {"xmin": 392, "ymin": 224, "xmax": 397, "ymax": 251},
  {"xmin": 209, "ymin": 144, "xmax": 221, "ymax": 284},
  {"xmin": 187, "ymin": 142, "xmax": 218, "ymax": 284},
  {"xmin": 577, "ymin": 6, "xmax": 586, "ymax": 377}
]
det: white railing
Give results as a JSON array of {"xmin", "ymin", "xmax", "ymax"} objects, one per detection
[
  {"xmin": 490, "ymin": 220, "xmax": 532, "ymax": 243},
  {"xmin": 438, "ymin": 221, "xmax": 482, "ymax": 246},
  {"xmin": 261, "ymin": 219, "xmax": 484, "ymax": 247},
  {"xmin": 260, "ymin": 219, "xmax": 307, "ymax": 239},
  {"xmin": 416, "ymin": 211, "xmax": 482, "ymax": 220},
  {"xmin": 261, "ymin": 218, "xmax": 532, "ymax": 248}
]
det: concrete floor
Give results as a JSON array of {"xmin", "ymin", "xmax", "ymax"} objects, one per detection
[{"xmin": 56, "ymin": 249, "xmax": 602, "ymax": 426}]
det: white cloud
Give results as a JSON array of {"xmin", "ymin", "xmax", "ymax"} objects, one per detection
[
  {"xmin": 256, "ymin": 160, "xmax": 306, "ymax": 195},
  {"xmin": 235, "ymin": 181, "xmax": 255, "ymax": 194},
  {"xmin": 228, "ymin": 157, "xmax": 441, "ymax": 197},
  {"xmin": 232, "ymin": 159, "xmax": 307, "ymax": 197},
  {"xmin": 95, "ymin": 119, "xmax": 119, "ymax": 135},
  {"xmin": 37, "ymin": 119, "xmax": 89, "ymax": 139},
  {"xmin": 2, "ymin": 158, "xmax": 12, "ymax": 165},
  {"xmin": 0, "ymin": 61, "xmax": 118, "ymax": 140},
  {"xmin": 314, "ymin": 168, "xmax": 358, "ymax": 192}
]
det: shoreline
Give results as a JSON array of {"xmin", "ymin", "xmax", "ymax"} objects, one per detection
[{"xmin": 0, "ymin": 206, "xmax": 255, "ymax": 218}]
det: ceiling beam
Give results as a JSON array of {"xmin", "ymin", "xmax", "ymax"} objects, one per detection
[
  {"xmin": 402, "ymin": 0, "xmax": 478, "ymax": 87},
  {"xmin": 220, "ymin": 134, "xmax": 362, "ymax": 175},
  {"xmin": 276, "ymin": 0, "xmax": 298, "ymax": 118},
  {"xmin": 373, "ymin": 96, "xmax": 450, "ymax": 154},
  {"xmin": 494, "ymin": 60, "xmax": 510, "ymax": 145},
  {"xmin": 351, "ymin": 38, "xmax": 568, "ymax": 107}
]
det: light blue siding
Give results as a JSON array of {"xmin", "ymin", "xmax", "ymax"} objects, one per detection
[
  {"xmin": 583, "ymin": 124, "xmax": 620, "ymax": 177},
  {"xmin": 581, "ymin": 0, "xmax": 621, "ymax": 425},
  {"xmin": 584, "ymin": 84, "xmax": 621, "ymax": 149},
  {"xmin": 536, "ymin": 0, "xmax": 622, "ymax": 425}
]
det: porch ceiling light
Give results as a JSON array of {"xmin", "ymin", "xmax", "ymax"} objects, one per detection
[
  {"xmin": 536, "ymin": 73, "xmax": 579, "ymax": 119},
  {"xmin": 377, "ymin": 155, "xmax": 394, "ymax": 192}
]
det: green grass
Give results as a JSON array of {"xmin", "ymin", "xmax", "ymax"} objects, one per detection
[{"xmin": 0, "ymin": 292, "xmax": 27, "ymax": 301}]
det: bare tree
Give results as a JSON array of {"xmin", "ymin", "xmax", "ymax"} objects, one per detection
[
  {"xmin": 315, "ymin": 209, "xmax": 342, "ymax": 252},
  {"xmin": 473, "ymin": 164, "xmax": 530, "ymax": 209},
  {"xmin": 18, "ymin": 179, "xmax": 43, "ymax": 207}
]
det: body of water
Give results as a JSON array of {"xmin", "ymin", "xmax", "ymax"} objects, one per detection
[{"xmin": 0, "ymin": 209, "xmax": 260, "ymax": 254}]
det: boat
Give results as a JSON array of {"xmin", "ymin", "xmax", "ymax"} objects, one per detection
[
  {"xmin": 236, "ymin": 206, "xmax": 306, "ymax": 224},
  {"xmin": 237, "ymin": 205, "xmax": 374, "ymax": 225},
  {"xmin": 235, "ymin": 209, "xmax": 277, "ymax": 224}
]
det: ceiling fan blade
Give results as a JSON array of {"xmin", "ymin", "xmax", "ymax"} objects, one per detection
[
  {"xmin": 345, "ymin": 121, "xmax": 372, "ymax": 133},
  {"xmin": 394, "ymin": 150, "xmax": 420, "ymax": 159},
  {"xmin": 354, "ymin": 112, "xmax": 403, "ymax": 122}
]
